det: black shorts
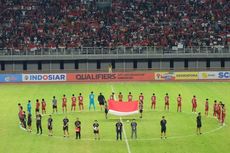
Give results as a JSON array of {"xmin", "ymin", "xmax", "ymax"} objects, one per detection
[
  {"xmin": 53, "ymin": 105, "xmax": 57, "ymax": 109},
  {"xmin": 161, "ymin": 127, "xmax": 166, "ymax": 133},
  {"xmin": 105, "ymin": 109, "xmax": 108, "ymax": 114},
  {"xmin": 63, "ymin": 126, "xmax": 68, "ymax": 131},
  {"xmin": 27, "ymin": 121, "xmax": 31, "ymax": 126},
  {"xmin": 197, "ymin": 124, "xmax": 202, "ymax": 128},
  {"xmin": 99, "ymin": 102, "xmax": 104, "ymax": 105},
  {"xmin": 94, "ymin": 130, "xmax": 99, "ymax": 134},
  {"xmin": 35, "ymin": 108, "xmax": 39, "ymax": 112},
  {"xmin": 140, "ymin": 109, "xmax": 143, "ymax": 113},
  {"xmin": 48, "ymin": 125, "xmax": 53, "ymax": 130}
]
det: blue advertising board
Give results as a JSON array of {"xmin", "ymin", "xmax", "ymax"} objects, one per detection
[{"xmin": 0, "ymin": 74, "xmax": 22, "ymax": 83}]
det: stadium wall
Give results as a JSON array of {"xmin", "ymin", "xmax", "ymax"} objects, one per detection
[
  {"xmin": 0, "ymin": 71, "xmax": 230, "ymax": 83},
  {"xmin": 0, "ymin": 58, "xmax": 230, "ymax": 72}
]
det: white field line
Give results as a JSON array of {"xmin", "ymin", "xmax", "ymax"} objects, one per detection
[{"xmin": 111, "ymin": 85, "xmax": 131, "ymax": 153}]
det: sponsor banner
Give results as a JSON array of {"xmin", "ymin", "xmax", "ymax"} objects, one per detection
[
  {"xmin": 154, "ymin": 72, "xmax": 175, "ymax": 81},
  {"xmin": 22, "ymin": 73, "xmax": 66, "ymax": 82},
  {"xmin": 0, "ymin": 74, "xmax": 22, "ymax": 82},
  {"xmin": 67, "ymin": 72, "xmax": 154, "ymax": 82},
  {"xmin": 108, "ymin": 100, "xmax": 139, "ymax": 116},
  {"xmin": 199, "ymin": 71, "xmax": 230, "ymax": 80},
  {"xmin": 175, "ymin": 72, "xmax": 198, "ymax": 80}
]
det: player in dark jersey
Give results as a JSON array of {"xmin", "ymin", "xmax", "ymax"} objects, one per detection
[
  {"xmin": 36, "ymin": 111, "xmax": 42, "ymax": 135},
  {"xmin": 75, "ymin": 118, "xmax": 81, "ymax": 139},
  {"xmin": 160, "ymin": 116, "xmax": 167, "ymax": 139},
  {"xmin": 98, "ymin": 93, "xmax": 105, "ymax": 111},
  {"xmin": 27, "ymin": 113, "xmax": 32, "ymax": 132},
  {"xmin": 128, "ymin": 92, "xmax": 133, "ymax": 102},
  {"xmin": 63, "ymin": 116, "xmax": 69, "ymax": 137},
  {"xmin": 71, "ymin": 94, "xmax": 77, "ymax": 111},
  {"xmin": 115, "ymin": 120, "xmax": 123, "ymax": 140},
  {"xmin": 52, "ymin": 96, "xmax": 58, "ymax": 113},
  {"xmin": 196, "ymin": 112, "xmax": 202, "ymax": 135},
  {"xmin": 93, "ymin": 120, "xmax": 100, "ymax": 140},
  {"xmin": 104, "ymin": 101, "xmax": 109, "ymax": 119},
  {"xmin": 48, "ymin": 115, "xmax": 53, "ymax": 136},
  {"xmin": 41, "ymin": 98, "xmax": 46, "ymax": 114},
  {"xmin": 130, "ymin": 119, "xmax": 137, "ymax": 139}
]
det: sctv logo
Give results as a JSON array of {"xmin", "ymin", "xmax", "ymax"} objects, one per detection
[{"xmin": 218, "ymin": 72, "xmax": 230, "ymax": 79}]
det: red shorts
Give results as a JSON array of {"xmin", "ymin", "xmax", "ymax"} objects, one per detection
[
  {"xmin": 62, "ymin": 104, "xmax": 67, "ymax": 107},
  {"xmin": 79, "ymin": 102, "xmax": 83, "ymax": 106},
  {"xmin": 72, "ymin": 103, "xmax": 76, "ymax": 107},
  {"xmin": 205, "ymin": 108, "xmax": 209, "ymax": 111},
  {"xmin": 165, "ymin": 102, "xmax": 169, "ymax": 105},
  {"xmin": 178, "ymin": 103, "xmax": 181, "ymax": 107},
  {"xmin": 192, "ymin": 104, "xmax": 197, "ymax": 108},
  {"xmin": 42, "ymin": 107, "xmax": 46, "ymax": 110},
  {"xmin": 152, "ymin": 101, "xmax": 156, "ymax": 104}
]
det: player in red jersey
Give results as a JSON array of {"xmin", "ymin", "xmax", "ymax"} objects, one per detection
[
  {"xmin": 192, "ymin": 95, "xmax": 197, "ymax": 112},
  {"xmin": 35, "ymin": 99, "xmax": 40, "ymax": 112},
  {"xmin": 139, "ymin": 93, "xmax": 144, "ymax": 104},
  {"xmin": 164, "ymin": 93, "xmax": 169, "ymax": 111},
  {"xmin": 151, "ymin": 93, "xmax": 156, "ymax": 110},
  {"xmin": 221, "ymin": 104, "xmax": 226, "ymax": 125},
  {"xmin": 128, "ymin": 92, "xmax": 133, "ymax": 102},
  {"xmin": 41, "ymin": 98, "xmax": 46, "ymax": 114},
  {"xmin": 204, "ymin": 99, "xmax": 209, "ymax": 116},
  {"xmin": 71, "ymin": 94, "xmax": 77, "ymax": 111},
  {"xmin": 78, "ymin": 93, "xmax": 84, "ymax": 111},
  {"xmin": 62, "ymin": 95, "xmax": 67, "ymax": 113},
  {"xmin": 217, "ymin": 102, "xmax": 222, "ymax": 122},
  {"xmin": 213, "ymin": 100, "xmax": 218, "ymax": 117},
  {"xmin": 177, "ymin": 94, "xmax": 182, "ymax": 112},
  {"xmin": 110, "ymin": 92, "xmax": 115, "ymax": 100},
  {"xmin": 118, "ymin": 92, "xmax": 123, "ymax": 102}
]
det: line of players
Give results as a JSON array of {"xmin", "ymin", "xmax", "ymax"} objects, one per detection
[{"xmin": 18, "ymin": 92, "xmax": 226, "ymax": 136}]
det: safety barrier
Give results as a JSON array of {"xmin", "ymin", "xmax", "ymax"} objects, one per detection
[{"xmin": 0, "ymin": 71, "xmax": 229, "ymax": 83}]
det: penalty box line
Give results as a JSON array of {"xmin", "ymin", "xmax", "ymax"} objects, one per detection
[{"xmin": 111, "ymin": 85, "xmax": 132, "ymax": 153}]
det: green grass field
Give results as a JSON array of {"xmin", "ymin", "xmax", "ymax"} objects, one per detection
[{"xmin": 0, "ymin": 82, "xmax": 230, "ymax": 153}]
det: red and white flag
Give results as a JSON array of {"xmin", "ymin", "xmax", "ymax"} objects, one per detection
[{"xmin": 108, "ymin": 100, "xmax": 139, "ymax": 116}]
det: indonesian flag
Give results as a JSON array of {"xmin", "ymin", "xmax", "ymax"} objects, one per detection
[{"xmin": 108, "ymin": 100, "xmax": 139, "ymax": 116}]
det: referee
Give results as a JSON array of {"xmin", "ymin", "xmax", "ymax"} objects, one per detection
[
  {"xmin": 196, "ymin": 112, "xmax": 202, "ymax": 135},
  {"xmin": 36, "ymin": 111, "xmax": 42, "ymax": 135},
  {"xmin": 160, "ymin": 116, "xmax": 167, "ymax": 139},
  {"xmin": 131, "ymin": 119, "xmax": 137, "ymax": 139},
  {"xmin": 115, "ymin": 120, "xmax": 123, "ymax": 140}
]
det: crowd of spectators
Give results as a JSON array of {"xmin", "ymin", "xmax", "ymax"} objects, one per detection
[{"xmin": 0, "ymin": 0, "xmax": 229, "ymax": 51}]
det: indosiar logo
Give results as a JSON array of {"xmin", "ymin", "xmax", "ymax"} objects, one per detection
[
  {"xmin": 218, "ymin": 72, "xmax": 230, "ymax": 79},
  {"xmin": 25, "ymin": 74, "xmax": 66, "ymax": 81}
]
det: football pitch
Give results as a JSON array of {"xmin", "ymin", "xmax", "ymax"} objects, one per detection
[{"xmin": 0, "ymin": 82, "xmax": 230, "ymax": 153}]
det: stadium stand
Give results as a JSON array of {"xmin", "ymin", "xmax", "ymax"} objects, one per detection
[{"xmin": 0, "ymin": 0, "xmax": 229, "ymax": 53}]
